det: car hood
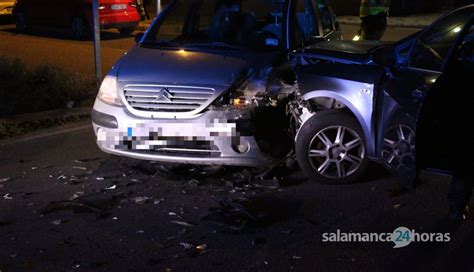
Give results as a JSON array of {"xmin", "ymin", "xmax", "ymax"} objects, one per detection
[
  {"xmin": 294, "ymin": 40, "xmax": 386, "ymax": 64},
  {"xmin": 117, "ymin": 46, "xmax": 252, "ymax": 88}
]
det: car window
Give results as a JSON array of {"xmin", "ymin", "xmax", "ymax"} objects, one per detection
[
  {"xmin": 295, "ymin": 0, "xmax": 320, "ymax": 46},
  {"xmin": 312, "ymin": 0, "xmax": 333, "ymax": 36},
  {"xmin": 409, "ymin": 9, "xmax": 472, "ymax": 71}
]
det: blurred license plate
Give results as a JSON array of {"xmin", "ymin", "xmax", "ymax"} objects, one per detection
[{"xmin": 111, "ymin": 4, "xmax": 127, "ymax": 10}]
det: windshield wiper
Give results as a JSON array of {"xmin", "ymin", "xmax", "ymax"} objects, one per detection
[
  {"xmin": 141, "ymin": 39, "xmax": 182, "ymax": 47},
  {"xmin": 184, "ymin": 42, "xmax": 242, "ymax": 50}
]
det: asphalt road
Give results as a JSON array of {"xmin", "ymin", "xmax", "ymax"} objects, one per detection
[
  {"xmin": 0, "ymin": 23, "xmax": 419, "ymax": 77},
  {"xmin": 0, "ymin": 122, "xmax": 473, "ymax": 272}
]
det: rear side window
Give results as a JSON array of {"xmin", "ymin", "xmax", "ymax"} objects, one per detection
[
  {"xmin": 295, "ymin": 0, "xmax": 320, "ymax": 46},
  {"xmin": 313, "ymin": 0, "xmax": 333, "ymax": 36}
]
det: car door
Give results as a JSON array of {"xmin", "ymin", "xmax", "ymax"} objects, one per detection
[
  {"xmin": 417, "ymin": 19, "xmax": 474, "ymax": 174},
  {"xmin": 376, "ymin": 7, "xmax": 474, "ymax": 183}
]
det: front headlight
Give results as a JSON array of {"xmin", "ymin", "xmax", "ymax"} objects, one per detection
[
  {"xmin": 98, "ymin": 75, "xmax": 123, "ymax": 106},
  {"xmin": 230, "ymin": 93, "xmax": 253, "ymax": 108}
]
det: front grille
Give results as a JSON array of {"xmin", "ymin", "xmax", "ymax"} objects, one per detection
[{"xmin": 124, "ymin": 85, "xmax": 215, "ymax": 113}]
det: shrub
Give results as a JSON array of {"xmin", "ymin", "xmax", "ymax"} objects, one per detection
[{"xmin": 0, "ymin": 56, "xmax": 96, "ymax": 116}]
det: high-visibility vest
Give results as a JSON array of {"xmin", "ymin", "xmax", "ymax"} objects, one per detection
[{"xmin": 360, "ymin": 0, "xmax": 391, "ymax": 17}]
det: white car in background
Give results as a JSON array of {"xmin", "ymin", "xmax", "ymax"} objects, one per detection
[{"xmin": 0, "ymin": 0, "xmax": 14, "ymax": 16}]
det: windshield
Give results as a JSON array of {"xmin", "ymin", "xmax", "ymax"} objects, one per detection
[{"xmin": 143, "ymin": 0, "xmax": 286, "ymax": 50}]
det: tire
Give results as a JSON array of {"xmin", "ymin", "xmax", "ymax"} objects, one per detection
[
  {"xmin": 380, "ymin": 116, "xmax": 416, "ymax": 178},
  {"xmin": 14, "ymin": 10, "xmax": 28, "ymax": 33},
  {"xmin": 72, "ymin": 16, "xmax": 90, "ymax": 40},
  {"xmin": 118, "ymin": 26, "xmax": 136, "ymax": 35},
  {"xmin": 296, "ymin": 110, "xmax": 369, "ymax": 184}
]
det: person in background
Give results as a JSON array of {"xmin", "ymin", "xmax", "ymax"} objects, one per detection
[
  {"xmin": 354, "ymin": 0, "xmax": 391, "ymax": 41},
  {"xmin": 136, "ymin": 0, "xmax": 148, "ymax": 20},
  {"xmin": 143, "ymin": 0, "xmax": 151, "ymax": 20}
]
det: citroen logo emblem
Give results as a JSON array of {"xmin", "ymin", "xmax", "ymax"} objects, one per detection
[{"xmin": 154, "ymin": 87, "xmax": 173, "ymax": 102}]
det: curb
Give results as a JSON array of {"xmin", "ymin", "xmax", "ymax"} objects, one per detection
[{"xmin": 4, "ymin": 107, "xmax": 92, "ymax": 123}]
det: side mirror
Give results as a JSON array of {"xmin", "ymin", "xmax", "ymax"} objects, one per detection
[
  {"xmin": 372, "ymin": 46, "xmax": 397, "ymax": 67},
  {"xmin": 135, "ymin": 32, "xmax": 145, "ymax": 44}
]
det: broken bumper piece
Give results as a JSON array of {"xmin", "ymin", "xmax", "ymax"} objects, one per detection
[{"xmin": 92, "ymin": 99, "xmax": 269, "ymax": 167}]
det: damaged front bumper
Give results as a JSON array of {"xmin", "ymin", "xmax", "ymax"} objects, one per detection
[{"xmin": 92, "ymin": 99, "xmax": 270, "ymax": 167}]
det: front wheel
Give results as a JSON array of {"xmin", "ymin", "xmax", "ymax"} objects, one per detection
[
  {"xmin": 118, "ymin": 27, "xmax": 136, "ymax": 35},
  {"xmin": 296, "ymin": 110, "xmax": 369, "ymax": 184}
]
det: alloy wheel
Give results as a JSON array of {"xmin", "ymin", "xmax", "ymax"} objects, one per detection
[
  {"xmin": 381, "ymin": 124, "xmax": 416, "ymax": 173},
  {"xmin": 307, "ymin": 126, "xmax": 366, "ymax": 179}
]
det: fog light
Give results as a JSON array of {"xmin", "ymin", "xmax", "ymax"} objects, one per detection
[{"xmin": 233, "ymin": 140, "xmax": 250, "ymax": 154}]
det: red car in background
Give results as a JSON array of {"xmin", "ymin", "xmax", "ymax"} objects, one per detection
[{"xmin": 13, "ymin": 0, "xmax": 141, "ymax": 39}]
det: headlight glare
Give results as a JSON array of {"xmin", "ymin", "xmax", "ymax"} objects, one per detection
[{"xmin": 98, "ymin": 75, "xmax": 123, "ymax": 106}]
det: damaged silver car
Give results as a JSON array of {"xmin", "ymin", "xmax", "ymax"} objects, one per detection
[{"xmin": 92, "ymin": 0, "xmax": 353, "ymax": 183}]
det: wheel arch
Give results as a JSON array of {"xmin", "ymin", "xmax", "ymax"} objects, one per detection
[{"xmin": 297, "ymin": 90, "xmax": 376, "ymax": 158}]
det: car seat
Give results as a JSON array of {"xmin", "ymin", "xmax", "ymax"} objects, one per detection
[
  {"xmin": 262, "ymin": 11, "xmax": 283, "ymax": 41},
  {"xmin": 208, "ymin": 3, "xmax": 255, "ymax": 44},
  {"xmin": 296, "ymin": 8, "xmax": 316, "ymax": 42}
]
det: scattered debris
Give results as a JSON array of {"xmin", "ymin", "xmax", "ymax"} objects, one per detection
[
  {"xmin": 203, "ymin": 196, "xmax": 301, "ymax": 230},
  {"xmin": 132, "ymin": 196, "xmax": 151, "ymax": 205},
  {"xmin": 170, "ymin": 221, "xmax": 195, "ymax": 228},
  {"xmin": 74, "ymin": 158, "xmax": 100, "ymax": 163},
  {"xmin": 179, "ymin": 242, "xmax": 194, "ymax": 250},
  {"xmin": 393, "ymin": 204, "xmax": 403, "ymax": 209},
  {"xmin": 194, "ymin": 244, "xmax": 208, "ymax": 255},
  {"xmin": 69, "ymin": 192, "xmax": 85, "ymax": 201},
  {"xmin": 51, "ymin": 219, "xmax": 65, "ymax": 225},
  {"xmin": 0, "ymin": 177, "xmax": 11, "ymax": 183},
  {"xmin": 154, "ymin": 198, "xmax": 165, "ymax": 205},
  {"xmin": 105, "ymin": 185, "xmax": 117, "ymax": 190},
  {"xmin": 3, "ymin": 193, "xmax": 13, "ymax": 200},
  {"xmin": 187, "ymin": 179, "xmax": 200, "ymax": 187}
]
